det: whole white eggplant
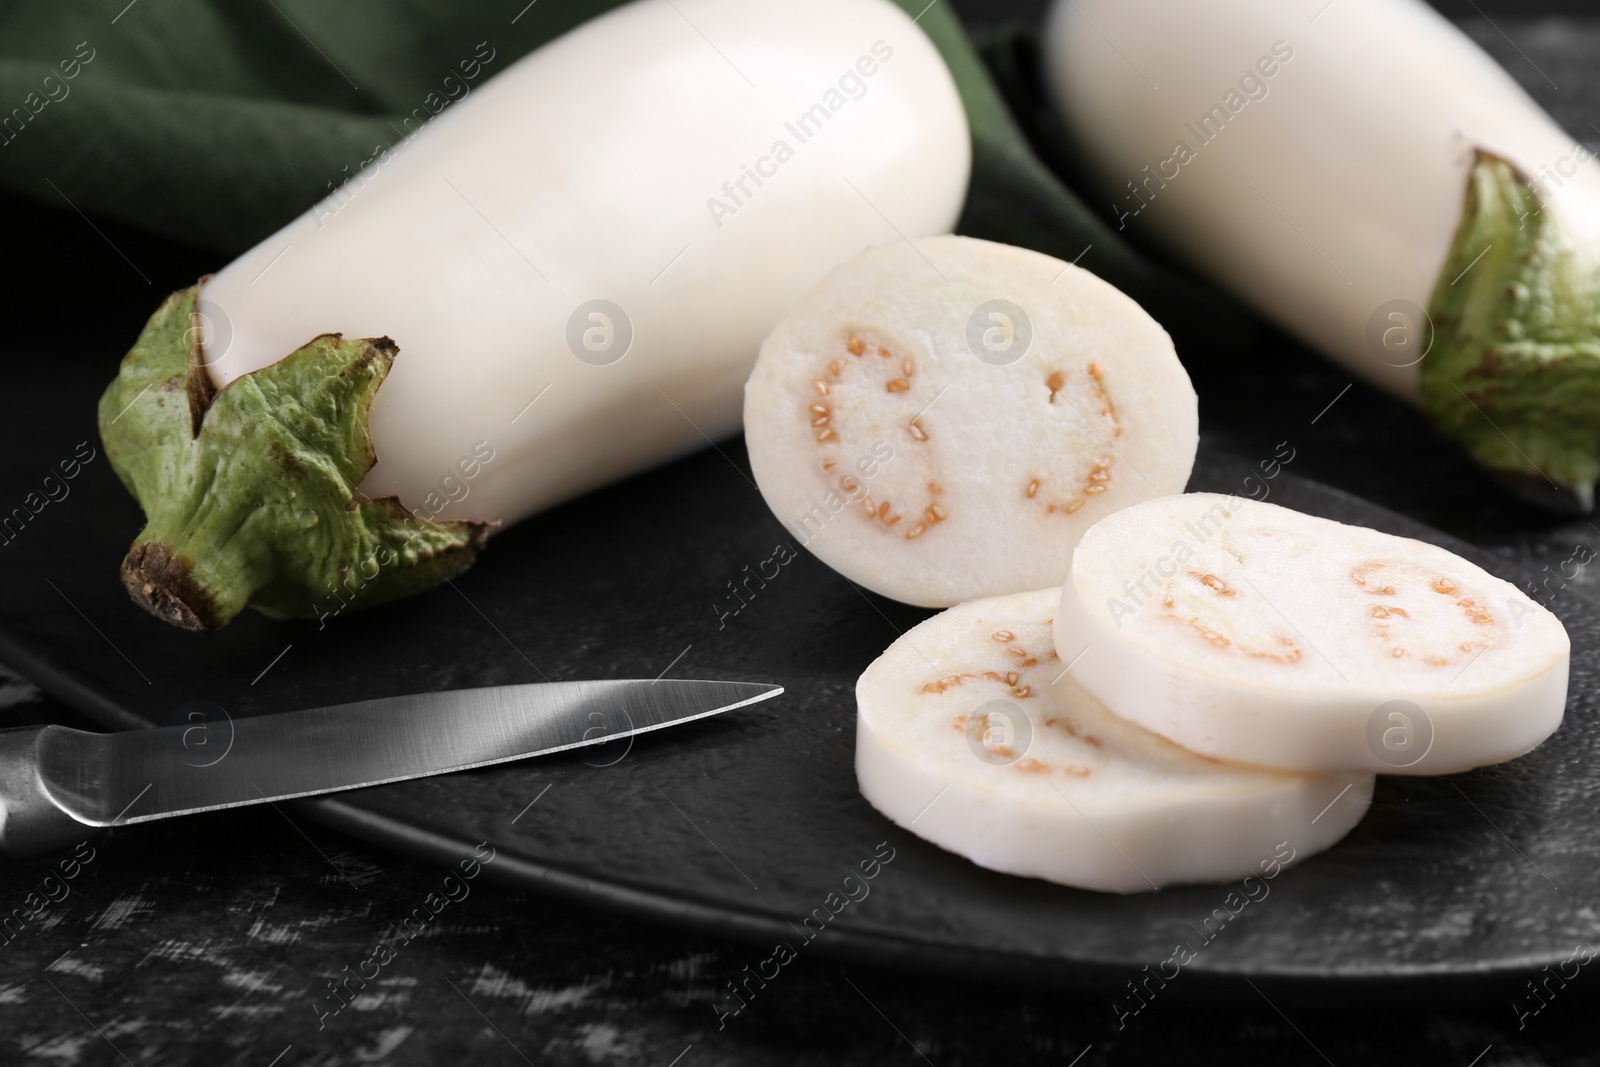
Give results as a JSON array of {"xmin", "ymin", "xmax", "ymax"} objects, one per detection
[
  {"xmin": 1043, "ymin": 0, "xmax": 1600, "ymax": 508},
  {"xmin": 99, "ymin": 0, "xmax": 969, "ymax": 630}
]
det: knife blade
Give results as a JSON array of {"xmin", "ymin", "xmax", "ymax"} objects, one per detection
[{"xmin": 0, "ymin": 678, "xmax": 781, "ymax": 858}]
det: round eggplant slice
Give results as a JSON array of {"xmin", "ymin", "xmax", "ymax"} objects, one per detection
[
  {"xmin": 1054, "ymin": 493, "xmax": 1571, "ymax": 775},
  {"xmin": 745, "ymin": 235, "xmax": 1198, "ymax": 607},
  {"xmin": 856, "ymin": 587, "xmax": 1373, "ymax": 893}
]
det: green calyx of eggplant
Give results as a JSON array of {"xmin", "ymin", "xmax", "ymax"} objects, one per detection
[
  {"xmin": 97, "ymin": 285, "xmax": 489, "ymax": 632},
  {"xmin": 1423, "ymin": 151, "xmax": 1600, "ymax": 512}
]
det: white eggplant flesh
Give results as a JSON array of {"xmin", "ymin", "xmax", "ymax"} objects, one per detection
[
  {"xmin": 97, "ymin": 0, "xmax": 970, "ymax": 630},
  {"xmin": 1054, "ymin": 493, "xmax": 1571, "ymax": 775},
  {"xmin": 744, "ymin": 235, "xmax": 1197, "ymax": 607},
  {"xmin": 856, "ymin": 587, "xmax": 1374, "ymax": 893},
  {"xmin": 1043, "ymin": 0, "xmax": 1600, "ymax": 506}
]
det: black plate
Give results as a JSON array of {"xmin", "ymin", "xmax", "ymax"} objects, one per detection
[{"xmin": 3, "ymin": 340, "xmax": 1595, "ymax": 1004}]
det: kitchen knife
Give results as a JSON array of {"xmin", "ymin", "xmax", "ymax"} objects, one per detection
[{"xmin": 0, "ymin": 678, "xmax": 781, "ymax": 859}]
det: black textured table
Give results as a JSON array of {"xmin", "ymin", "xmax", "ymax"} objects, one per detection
[{"xmin": 6, "ymin": 4, "xmax": 1600, "ymax": 1065}]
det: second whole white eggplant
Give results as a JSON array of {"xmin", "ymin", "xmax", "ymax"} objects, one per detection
[
  {"xmin": 97, "ymin": 0, "xmax": 970, "ymax": 630},
  {"xmin": 1043, "ymin": 0, "xmax": 1600, "ymax": 509}
]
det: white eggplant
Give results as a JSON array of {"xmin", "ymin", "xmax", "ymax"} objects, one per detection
[
  {"xmin": 856, "ymin": 587, "xmax": 1373, "ymax": 893},
  {"xmin": 1044, "ymin": 0, "xmax": 1600, "ymax": 508},
  {"xmin": 744, "ymin": 235, "xmax": 1197, "ymax": 607},
  {"xmin": 1053, "ymin": 493, "xmax": 1570, "ymax": 774},
  {"xmin": 97, "ymin": 0, "xmax": 970, "ymax": 630}
]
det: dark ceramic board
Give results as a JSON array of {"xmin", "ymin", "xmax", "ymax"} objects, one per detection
[{"xmin": 2, "ymin": 349, "xmax": 1595, "ymax": 1004}]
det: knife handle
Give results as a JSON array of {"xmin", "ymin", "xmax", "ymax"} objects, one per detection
[{"xmin": 0, "ymin": 726, "xmax": 101, "ymax": 860}]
